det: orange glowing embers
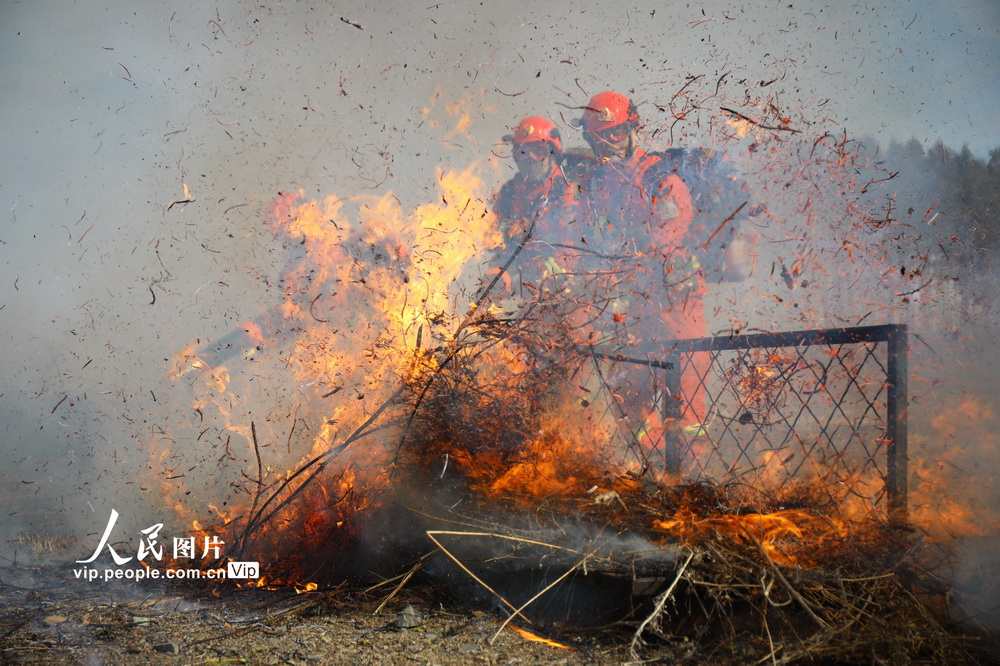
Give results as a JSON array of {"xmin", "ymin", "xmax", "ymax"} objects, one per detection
[
  {"xmin": 730, "ymin": 351, "xmax": 798, "ymax": 421},
  {"xmin": 444, "ymin": 426, "xmax": 640, "ymax": 505},
  {"xmin": 508, "ymin": 624, "xmax": 573, "ymax": 650},
  {"xmin": 649, "ymin": 481, "xmax": 892, "ymax": 571}
]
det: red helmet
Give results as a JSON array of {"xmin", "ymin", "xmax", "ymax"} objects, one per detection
[
  {"xmin": 581, "ymin": 91, "xmax": 639, "ymax": 132},
  {"xmin": 510, "ymin": 116, "xmax": 562, "ymax": 154}
]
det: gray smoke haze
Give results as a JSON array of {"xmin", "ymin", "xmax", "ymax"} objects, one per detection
[{"xmin": 2, "ymin": 0, "xmax": 998, "ymax": 630}]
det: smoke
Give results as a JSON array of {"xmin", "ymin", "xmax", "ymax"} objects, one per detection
[{"xmin": 2, "ymin": 0, "xmax": 998, "ymax": 631}]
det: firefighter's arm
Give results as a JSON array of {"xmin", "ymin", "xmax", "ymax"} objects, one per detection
[
  {"xmin": 492, "ymin": 182, "xmax": 520, "ymax": 241},
  {"xmin": 652, "ymin": 174, "xmax": 695, "ymax": 249}
]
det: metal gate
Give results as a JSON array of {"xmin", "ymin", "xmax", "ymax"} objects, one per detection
[{"xmin": 603, "ymin": 324, "xmax": 908, "ymax": 517}]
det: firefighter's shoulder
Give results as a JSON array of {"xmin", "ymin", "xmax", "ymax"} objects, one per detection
[
  {"xmin": 645, "ymin": 147, "xmax": 742, "ymax": 199},
  {"xmin": 638, "ymin": 150, "xmax": 688, "ymax": 190},
  {"xmin": 646, "ymin": 147, "xmax": 732, "ymax": 177},
  {"xmin": 494, "ymin": 178, "xmax": 518, "ymax": 219},
  {"xmin": 560, "ymin": 147, "xmax": 597, "ymax": 185}
]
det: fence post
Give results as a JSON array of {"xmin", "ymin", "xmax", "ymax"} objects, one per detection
[
  {"xmin": 885, "ymin": 324, "xmax": 909, "ymax": 521},
  {"xmin": 661, "ymin": 352, "xmax": 683, "ymax": 471}
]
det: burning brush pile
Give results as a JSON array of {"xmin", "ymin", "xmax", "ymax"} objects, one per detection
[
  {"xmin": 378, "ymin": 321, "xmax": 968, "ymax": 663},
  {"xmin": 164, "ymin": 165, "xmax": 986, "ymax": 663}
]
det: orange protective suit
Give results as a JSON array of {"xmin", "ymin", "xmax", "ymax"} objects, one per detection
[{"xmin": 582, "ymin": 147, "xmax": 709, "ymax": 455}]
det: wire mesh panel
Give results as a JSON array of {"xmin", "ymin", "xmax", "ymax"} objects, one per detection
[{"xmin": 608, "ymin": 325, "xmax": 908, "ymax": 516}]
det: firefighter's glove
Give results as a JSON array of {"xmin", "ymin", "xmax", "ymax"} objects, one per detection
[
  {"xmin": 543, "ymin": 256, "xmax": 564, "ymax": 275},
  {"xmin": 656, "ymin": 195, "xmax": 681, "ymax": 221}
]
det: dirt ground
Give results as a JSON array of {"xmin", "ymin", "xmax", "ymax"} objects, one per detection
[
  {"xmin": 3, "ymin": 544, "xmax": 997, "ymax": 665},
  {"xmin": 0, "ymin": 555, "xmax": 647, "ymax": 665}
]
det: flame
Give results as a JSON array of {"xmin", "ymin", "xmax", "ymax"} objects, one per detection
[
  {"xmin": 727, "ymin": 118, "xmax": 753, "ymax": 138},
  {"xmin": 654, "ymin": 507, "xmax": 860, "ymax": 568},
  {"xmin": 420, "ymin": 88, "xmax": 492, "ymax": 142},
  {"xmin": 149, "ymin": 109, "xmax": 999, "ymax": 594},
  {"xmin": 905, "ymin": 395, "xmax": 1000, "ymax": 543},
  {"xmin": 158, "ymin": 162, "xmax": 506, "ymax": 585},
  {"xmin": 449, "ymin": 427, "xmax": 640, "ymax": 504},
  {"xmin": 508, "ymin": 624, "xmax": 573, "ymax": 650}
]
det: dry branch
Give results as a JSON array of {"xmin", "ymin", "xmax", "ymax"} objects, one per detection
[{"xmin": 630, "ymin": 548, "xmax": 695, "ymax": 659}]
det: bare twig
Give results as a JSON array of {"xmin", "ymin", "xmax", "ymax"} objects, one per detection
[
  {"xmin": 426, "ymin": 532, "xmax": 528, "ymax": 622},
  {"xmin": 720, "ymin": 107, "xmax": 801, "ymax": 133},
  {"xmin": 371, "ymin": 550, "xmax": 439, "ymax": 614},
  {"xmin": 630, "ymin": 549, "xmax": 694, "ymax": 659},
  {"xmin": 491, "ymin": 554, "xmax": 591, "ymax": 643},
  {"xmin": 740, "ymin": 525, "xmax": 830, "ymax": 629}
]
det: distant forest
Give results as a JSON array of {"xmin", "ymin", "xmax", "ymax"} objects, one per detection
[{"xmin": 879, "ymin": 139, "xmax": 1000, "ymax": 253}]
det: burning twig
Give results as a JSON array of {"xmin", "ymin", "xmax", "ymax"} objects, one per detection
[
  {"xmin": 391, "ymin": 208, "xmax": 543, "ymax": 466},
  {"xmin": 720, "ymin": 107, "xmax": 801, "ymax": 134},
  {"xmin": 166, "ymin": 191, "xmax": 195, "ymax": 211},
  {"xmin": 233, "ymin": 389, "xmax": 405, "ymax": 559}
]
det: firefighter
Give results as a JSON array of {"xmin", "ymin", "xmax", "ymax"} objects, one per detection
[
  {"xmin": 488, "ymin": 116, "xmax": 599, "ymax": 421},
  {"xmin": 578, "ymin": 91, "xmax": 701, "ymax": 344},
  {"xmin": 494, "ymin": 116, "xmax": 578, "ymax": 242},
  {"xmin": 578, "ymin": 90, "xmax": 708, "ymax": 461},
  {"xmin": 489, "ymin": 116, "xmax": 589, "ymax": 301}
]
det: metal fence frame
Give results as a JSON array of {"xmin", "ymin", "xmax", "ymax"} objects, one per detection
[{"xmin": 609, "ymin": 324, "xmax": 908, "ymax": 518}]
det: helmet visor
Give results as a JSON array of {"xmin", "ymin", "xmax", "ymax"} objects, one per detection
[{"xmin": 586, "ymin": 124, "xmax": 632, "ymax": 146}]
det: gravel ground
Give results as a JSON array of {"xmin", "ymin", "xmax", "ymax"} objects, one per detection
[
  {"xmin": 5, "ymin": 544, "xmax": 995, "ymax": 665},
  {"xmin": 0, "ymin": 558, "xmax": 639, "ymax": 665}
]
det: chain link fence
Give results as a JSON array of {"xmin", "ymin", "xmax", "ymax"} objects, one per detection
[{"xmin": 598, "ymin": 325, "xmax": 908, "ymax": 517}]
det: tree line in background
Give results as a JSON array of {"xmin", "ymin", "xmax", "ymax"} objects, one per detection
[
  {"xmin": 881, "ymin": 139, "xmax": 1000, "ymax": 253},
  {"xmin": 859, "ymin": 138, "xmax": 999, "ymax": 323}
]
